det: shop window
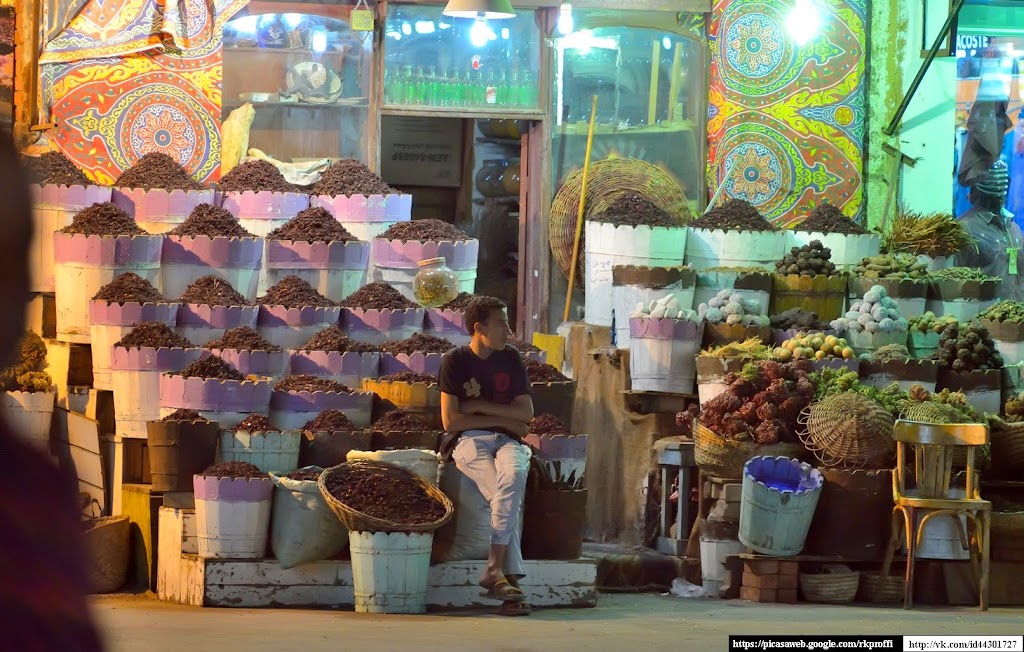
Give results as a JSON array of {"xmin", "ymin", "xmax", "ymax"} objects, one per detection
[
  {"xmin": 382, "ymin": 4, "xmax": 542, "ymax": 111},
  {"xmin": 222, "ymin": 10, "xmax": 373, "ymax": 164}
]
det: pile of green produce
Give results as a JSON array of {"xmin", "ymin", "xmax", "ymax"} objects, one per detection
[
  {"xmin": 907, "ymin": 385, "xmax": 981, "ymax": 423},
  {"xmin": 978, "ymin": 300, "xmax": 1024, "ymax": 324},
  {"xmin": 697, "ymin": 290, "xmax": 771, "ymax": 327},
  {"xmin": 774, "ymin": 240, "xmax": 838, "ymax": 277},
  {"xmin": 1004, "ymin": 391, "xmax": 1024, "ymax": 423},
  {"xmin": 864, "ymin": 344, "xmax": 912, "ymax": 364},
  {"xmin": 930, "ymin": 322, "xmax": 1003, "ymax": 372},
  {"xmin": 699, "ymin": 338, "xmax": 773, "ymax": 360},
  {"xmin": 774, "ymin": 332, "xmax": 855, "ymax": 361},
  {"xmin": 830, "ymin": 285, "xmax": 908, "ymax": 334},
  {"xmin": 927, "ymin": 267, "xmax": 999, "ymax": 282},
  {"xmin": 703, "ymin": 266, "xmax": 772, "ymax": 275},
  {"xmin": 908, "ymin": 312, "xmax": 959, "ymax": 334},
  {"xmin": 812, "ymin": 367, "xmax": 907, "ymax": 416},
  {"xmin": 851, "ymin": 254, "xmax": 929, "ymax": 280}
]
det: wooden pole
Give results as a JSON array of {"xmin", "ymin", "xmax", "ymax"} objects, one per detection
[
  {"xmin": 668, "ymin": 42, "xmax": 683, "ymax": 122},
  {"xmin": 563, "ymin": 95, "xmax": 599, "ymax": 323},
  {"xmin": 648, "ymin": 40, "xmax": 660, "ymax": 127}
]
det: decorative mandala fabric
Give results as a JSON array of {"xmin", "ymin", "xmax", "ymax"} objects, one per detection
[
  {"xmin": 40, "ymin": 0, "xmax": 246, "ymax": 185},
  {"xmin": 708, "ymin": 0, "xmax": 866, "ymax": 227}
]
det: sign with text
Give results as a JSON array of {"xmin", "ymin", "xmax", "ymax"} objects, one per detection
[{"xmin": 380, "ymin": 116, "xmax": 463, "ymax": 187}]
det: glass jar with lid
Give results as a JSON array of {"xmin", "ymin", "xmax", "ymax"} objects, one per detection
[
  {"xmin": 501, "ymin": 158, "xmax": 521, "ymax": 197},
  {"xmin": 413, "ymin": 257, "xmax": 459, "ymax": 308},
  {"xmin": 475, "ymin": 159, "xmax": 509, "ymax": 198}
]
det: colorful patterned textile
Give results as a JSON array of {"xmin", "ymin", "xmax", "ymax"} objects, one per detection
[
  {"xmin": 708, "ymin": 0, "xmax": 866, "ymax": 226},
  {"xmin": 40, "ymin": 0, "xmax": 245, "ymax": 184}
]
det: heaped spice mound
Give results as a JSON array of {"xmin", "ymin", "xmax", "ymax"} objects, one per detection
[
  {"xmin": 275, "ymin": 374, "xmax": 351, "ymax": 394},
  {"xmin": 300, "ymin": 325, "xmax": 380, "ymax": 353},
  {"xmin": 115, "ymin": 153, "xmax": 205, "ymax": 191},
  {"xmin": 378, "ymin": 218, "xmax": 470, "ymax": 242},
  {"xmin": 769, "ymin": 308, "xmax": 828, "ymax": 331},
  {"xmin": 259, "ymin": 275, "xmax": 335, "ymax": 308},
  {"xmin": 115, "ymin": 322, "xmax": 193, "ymax": 349},
  {"xmin": 372, "ymin": 409, "xmax": 431, "ymax": 432},
  {"xmin": 381, "ymin": 333, "xmax": 454, "ymax": 356},
  {"xmin": 179, "ymin": 275, "xmax": 250, "ymax": 306},
  {"xmin": 93, "ymin": 272, "xmax": 164, "ymax": 304},
  {"xmin": 690, "ymin": 199, "xmax": 777, "ymax": 232},
  {"xmin": 303, "ymin": 409, "xmax": 357, "ymax": 432},
  {"xmin": 218, "ymin": 159, "xmax": 297, "ymax": 194},
  {"xmin": 267, "ymin": 207, "xmax": 357, "ymax": 243},
  {"xmin": 27, "ymin": 151, "xmax": 91, "ymax": 187},
  {"xmin": 168, "ymin": 204, "xmax": 253, "ymax": 239},
  {"xmin": 201, "ymin": 461, "xmax": 266, "ymax": 479},
  {"xmin": 589, "ymin": 193, "xmax": 678, "ymax": 228},
  {"xmin": 529, "ymin": 413, "xmax": 571, "ymax": 436},
  {"xmin": 160, "ymin": 408, "xmax": 211, "ymax": 423},
  {"xmin": 205, "ymin": 326, "xmax": 281, "ymax": 352},
  {"xmin": 526, "ymin": 360, "xmax": 569, "ymax": 383},
  {"xmin": 325, "ymin": 464, "xmax": 445, "ymax": 525},
  {"xmin": 313, "ymin": 159, "xmax": 395, "ymax": 197},
  {"xmin": 439, "ymin": 292, "xmax": 477, "ymax": 310},
  {"xmin": 340, "ymin": 283, "xmax": 416, "ymax": 311},
  {"xmin": 286, "ymin": 469, "xmax": 321, "ymax": 482},
  {"xmin": 179, "ymin": 355, "xmax": 244, "ymax": 380},
  {"xmin": 379, "ymin": 371, "xmax": 437, "ymax": 385},
  {"xmin": 61, "ymin": 202, "xmax": 146, "ymax": 237},
  {"xmin": 510, "ymin": 338, "xmax": 541, "ymax": 353},
  {"xmin": 236, "ymin": 414, "xmax": 279, "ymax": 433},
  {"xmin": 797, "ymin": 202, "xmax": 868, "ymax": 235}
]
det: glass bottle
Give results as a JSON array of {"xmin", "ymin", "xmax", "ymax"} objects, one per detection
[
  {"xmin": 461, "ymin": 71, "xmax": 475, "ymax": 107},
  {"xmin": 485, "ymin": 71, "xmax": 498, "ymax": 105},
  {"xmin": 509, "ymin": 71, "xmax": 522, "ymax": 107},
  {"xmin": 413, "ymin": 66, "xmax": 427, "ymax": 105},
  {"xmin": 496, "ymin": 70, "xmax": 508, "ymax": 106},
  {"xmin": 397, "ymin": 66, "xmax": 412, "ymax": 105},
  {"xmin": 427, "ymin": 67, "xmax": 440, "ymax": 106},
  {"xmin": 439, "ymin": 69, "xmax": 453, "ymax": 107},
  {"xmin": 413, "ymin": 257, "xmax": 459, "ymax": 308}
]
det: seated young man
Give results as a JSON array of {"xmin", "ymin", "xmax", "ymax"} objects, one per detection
[{"xmin": 438, "ymin": 296, "xmax": 534, "ymax": 617}]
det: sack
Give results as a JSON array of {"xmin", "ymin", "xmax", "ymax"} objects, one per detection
[
  {"xmin": 269, "ymin": 467, "xmax": 347, "ymax": 569},
  {"xmin": 432, "ymin": 462, "xmax": 492, "ymax": 562},
  {"xmin": 346, "ymin": 449, "xmax": 441, "ymax": 486}
]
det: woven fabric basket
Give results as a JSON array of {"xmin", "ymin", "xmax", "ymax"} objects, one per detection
[
  {"xmin": 318, "ymin": 460, "xmax": 453, "ymax": 533},
  {"xmin": 84, "ymin": 515, "xmax": 131, "ymax": 594},
  {"xmin": 693, "ymin": 422, "xmax": 804, "ymax": 479},
  {"xmin": 799, "ymin": 571, "xmax": 861, "ymax": 603},
  {"xmin": 858, "ymin": 572, "xmax": 905, "ymax": 603}
]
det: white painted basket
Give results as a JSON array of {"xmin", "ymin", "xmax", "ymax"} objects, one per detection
[
  {"xmin": 628, "ymin": 318, "xmax": 703, "ymax": 394},
  {"xmin": 612, "ymin": 265, "xmax": 695, "ymax": 350},
  {"xmin": 30, "ymin": 184, "xmax": 111, "ymax": 292},
  {"xmin": 193, "ymin": 475, "xmax": 273, "ymax": 559},
  {"xmin": 684, "ymin": 228, "xmax": 786, "ymax": 272},
  {"xmin": 787, "ymin": 231, "xmax": 881, "ymax": 271},
  {"xmin": 219, "ymin": 429, "xmax": 302, "ymax": 474},
  {"xmin": 88, "ymin": 301, "xmax": 178, "ymax": 391},
  {"xmin": 0, "ymin": 389, "xmax": 56, "ymax": 453},
  {"xmin": 349, "ymin": 530, "xmax": 434, "ymax": 614}
]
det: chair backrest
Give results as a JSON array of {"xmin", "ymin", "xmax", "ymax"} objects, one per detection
[{"xmin": 892, "ymin": 420, "xmax": 989, "ymax": 500}]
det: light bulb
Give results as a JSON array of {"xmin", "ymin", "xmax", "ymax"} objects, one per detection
[
  {"xmin": 282, "ymin": 13, "xmax": 303, "ymax": 29},
  {"xmin": 232, "ymin": 16, "xmax": 258, "ymax": 35},
  {"xmin": 470, "ymin": 17, "xmax": 490, "ymax": 48},
  {"xmin": 414, "ymin": 21, "xmax": 436, "ymax": 34},
  {"xmin": 663, "ymin": 36, "xmax": 672, "ymax": 50},
  {"xmin": 401, "ymin": 22, "xmax": 412, "ymax": 36},
  {"xmin": 501, "ymin": 27, "xmax": 510, "ymax": 40},
  {"xmin": 786, "ymin": 0, "xmax": 822, "ymax": 47},
  {"xmin": 557, "ymin": 3, "xmax": 574, "ymax": 36},
  {"xmin": 311, "ymin": 30, "xmax": 327, "ymax": 53}
]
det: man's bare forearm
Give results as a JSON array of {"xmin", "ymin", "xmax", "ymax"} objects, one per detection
[
  {"xmin": 462, "ymin": 400, "xmax": 533, "ymax": 423},
  {"xmin": 446, "ymin": 413, "xmax": 529, "ymax": 436}
]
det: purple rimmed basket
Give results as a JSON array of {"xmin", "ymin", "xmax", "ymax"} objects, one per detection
[
  {"xmin": 424, "ymin": 308, "xmax": 470, "ymax": 346},
  {"xmin": 379, "ymin": 352, "xmax": 445, "ymax": 377},
  {"xmin": 370, "ymin": 239, "xmax": 480, "ymax": 302},
  {"xmin": 221, "ymin": 191, "xmax": 310, "ymax": 230},
  {"xmin": 193, "ymin": 474, "xmax": 274, "ymax": 559},
  {"xmin": 269, "ymin": 388, "xmax": 374, "ymax": 430},
  {"xmin": 205, "ymin": 348, "xmax": 290, "ymax": 380},
  {"xmin": 31, "ymin": 184, "xmax": 112, "ymax": 292},
  {"xmin": 112, "ymin": 187, "xmax": 216, "ymax": 233},
  {"xmin": 159, "ymin": 373, "xmax": 274, "ymax": 430},
  {"xmin": 176, "ymin": 304, "xmax": 259, "ymax": 347},
  {"xmin": 341, "ymin": 307, "xmax": 425, "ymax": 345},
  {"xmin": 88, "ymin": 300, "xmax": 179, "ymax": 391},
  {"xmin": 161, "ymin": 235, "xmax": 263, "ymax": 301},
  {"xmin": 265, "ymin": 239, "xmax": 370, "ymax": 303},
  {"xmin": 288, "ymin": 350, "xmax": 381, "ymax": 387},
  {"xmin": 109, "ymin": 346, "xmax": 201, "ymax": 438},
  {"xmin": 256, "ymin": 305, "xmax": 342, "ymax": 350}
]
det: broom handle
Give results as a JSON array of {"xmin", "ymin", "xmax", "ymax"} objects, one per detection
[
  {"xmin": 703, "ymin": 156, "xmax": 738, "ymax": 216},
  {"xmin": 564, "ymin": 95, "xmax": 599, "ymax": 323}
]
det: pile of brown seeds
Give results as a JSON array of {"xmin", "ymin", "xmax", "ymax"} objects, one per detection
[
  {"xmin": 378, "ymin": 372, "xmax": 437, "ymax": 385},
  {"xmin": 312, "ymin": 159, "xmax": 395, "ymax": 197},
  {"xmin": 275, "ymin": 375, "xmax": 351, "ymax": 394},
  {"xmin": 525, "ymin": 360, "xmax": 569, "ymax": 383},
  {"xmin": 689, "ymin": 199, "xmax": 777, "ymax": 232},
  {"xmin": 93, "ymin": 273, "xmax": 164, "ymax": 304},
  {"xmin": 27, "ymin": 151, "xmax": 91, "ymax": 187},
  {"xmin": 259, "ymin": 276, "xmax": 335, "ymax": 308},
  {"xmin": 267, "ymin": 207, "xmax": 357, "ymax": 243},
  {"xmin": 339, "ymin": 283, "xmax": 416, "ymax": 311},
  {"xmin": 372, "ymin": 409, "xmax": 431, "ymax": 432},
  {"xmin": 303, "ymin": 409, "xmax": 357, "ymax": 432},
  {"xmin": 299, "ymin": 325, "xmax": 380, "ymax": 353},
  {"xmin": 179, "ymin": 355, "xmax": 244, "ymax": 380},
  {"xmin": 236, "ymin": 414, "xmax": 279, "ymax": 433},
  {"xmin": 160, "ymin": 409, "xmax": 211, "ymax": 423},
  {"xmin": 797, "ymin": 202, "xmax": 869, "ymax": 235},
  {"xmin": 217, "ymin": 160, "xmax": 297, "ymax": 194},
  {"xmin": 286, "ymin": 469, "xmax": 321, "ymax": 481},
  {"xmin": 379, "ymin": 219, "xmax": 470, "ymax": 242},
  {"xmin": 201, "ymin": 461, "xmax": 266, "ymax": 479},
  {"xmin": 168, "ymin": 204, "xmax": 252, "ymax": 238},
  {"xmin": 589, "ymin": 193, "xmax": 678, "ymax": 228},
  {"xmin": 115, "ymin": 322, "xmax": 193, "ymax": 349},
  {"xmin": 61, "ymin": 203, "xmax": 146, "ymax": 237},
  {"xmin": 528, "ymin": 413, "xmax": 571, "ymax": 436},
  {"xmin": 381, "ymin": 333, "xmax": 454, "ymax": 355},
  {"xmin": 324, "ymin": 465, "xmax": 445, "ymax": 525},
  {"xmin": 114, "ymin": 153, "xmax": 205, "ymax": 191},
  {"xmin": 204, "ymin": 326, "xmax": 281, "ymax": 352},
  {"xmin": 179, "ymin": 275, "xmax": 250, "ymax": 306}
]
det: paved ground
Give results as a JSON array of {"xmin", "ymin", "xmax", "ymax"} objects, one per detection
[{"xmin": 93, "ymin": 593, "xmax": 1022, "ymax": 651}]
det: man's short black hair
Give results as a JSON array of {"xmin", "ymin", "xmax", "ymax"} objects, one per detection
[{"xmin": 464, "ymin": 296, "xmax": 507, "ymax": 336}]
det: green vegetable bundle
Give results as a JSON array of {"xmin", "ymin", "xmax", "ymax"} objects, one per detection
[{"xmin": 978, "ymin": 300, "xmax": 1024, "ymax": 324}]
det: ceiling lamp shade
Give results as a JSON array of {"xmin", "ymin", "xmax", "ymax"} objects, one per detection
[{"xmin": 443, "ymin": 0, "xmax": 516, "ymax": 19}]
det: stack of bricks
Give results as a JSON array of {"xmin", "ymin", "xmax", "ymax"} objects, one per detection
[
  {"xmin": 740, "ymin": 558, "xmax": 798, "ymax": 603},
  {"xmin": 706, "ymin": 478, "xmax": 741, "ymax": 522}
]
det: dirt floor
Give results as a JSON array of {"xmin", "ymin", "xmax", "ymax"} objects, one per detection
[{"xmin": 92, "ymin": 593, "xmax": 1022, "ymax": 651}]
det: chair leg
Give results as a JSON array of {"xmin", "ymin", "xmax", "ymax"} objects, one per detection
[
  {"xmin": 904, "ymin": 506, "xmax": 917, "ymax": 610},
  {"xmin": 980, "ymin": 511, "xmax": 990, "ymax": 612},
  {"xmin": 878, "ymin": 508, "xmax": 902, "ymax": 600},
  {"xmin": 965, "ymin": 514, "xmax": 981, "ymax": 603}
]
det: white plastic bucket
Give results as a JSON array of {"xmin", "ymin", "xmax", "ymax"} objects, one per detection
[
  {"xmin": 342, "ymin": 308, "xmax": 425, "ymax": 345},
  {"xmin": 585, "ymin": 222, "xmax": 687, "ymax": 327},
  {"xmin": 112, "ymin": 188, "xmax": 216, "ymax": 235},
  {"xmin": 0, "ymin": 390, "xmax": 56, "ymax": 453},
  {"xmin": 257, "ymin": 306, "xmax": 342, "ymax": 351},
  {"xmin": 110, "ymin": 347, "xmax": 201, "ymax": 437},
  {"xmin": 161, "ymin": 236, "xmax": 263, "ymax": 302},
  {"xmin": 700, "ymin": 536, "xmax": 745, "ymax": 596},
  {"xmin": 193, "ymin": 475, "xmax": 273, "ymax": 559},
  {"xmin": 349, "ymin": 530, "xmax": 434, "ymax": 614},
  {"xmin": 219, "ymin": 429, "xmax": 302, "ymax": 473},
  {"xmin": 269, "ymin": 388, "xmax": 374, "ymax": 429}
]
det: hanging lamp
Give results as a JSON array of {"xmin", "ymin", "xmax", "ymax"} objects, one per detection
[{"xmin": 442, "ymin": 0, "xmax": 515, "ymax": 19}]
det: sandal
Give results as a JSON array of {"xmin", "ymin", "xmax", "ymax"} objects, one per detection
[
  {"xmin": 479, "ymin": 577, "xmax": 526, "ymax": 602},
  {"xmin": 497, "ymin": 600, "xmax": 532, "ymax": 617}
]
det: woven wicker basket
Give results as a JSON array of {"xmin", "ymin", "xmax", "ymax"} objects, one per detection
[
  {"xmin": 84, "ymin": 515, "xmax": 130, "ymax": 594},
  {"xmin": 858, "ymin": 572, "xmax": 905, "ymax": 603},
  {"xmin": 693, "ymin": 422, "xmax": 805, "ymax": 479},
  {"xmin": 798, "ymin": 393, "xmax": 895, "ymax": 469},
  {"xmin": 799, "ymin": 571, "xmax": 861, "ymax": 603},
  {"xmin": 318, "ymin": 460, "xmax": 453, "ymax": 533},
  {"xmin": 990, "ymin": 419, "xmax": 1024, "ymax": 474}
]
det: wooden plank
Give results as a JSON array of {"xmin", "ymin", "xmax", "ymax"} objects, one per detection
[
  {"xmin": 205, "ymin": 560, "xmax": 344, "ymax": 587},
  {"xmin": 25, "ymin": 293, "xmax": 57, "ymax": 339},
  {"xmin": 123, "ymin": 484, "xmax": 164, "ymax": 591},
  {"xmin": 381, "ymin": 107, "xmax": 545, "ymax": 121}
]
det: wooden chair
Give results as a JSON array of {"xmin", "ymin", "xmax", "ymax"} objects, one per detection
[{"xmin": 878, "ymin": 419, "xmax": 990, "ymax": 610}]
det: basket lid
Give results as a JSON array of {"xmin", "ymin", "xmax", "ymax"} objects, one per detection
[{"xmin": 417, "ymin": 257, "xmax": 446, "ymax": 267}]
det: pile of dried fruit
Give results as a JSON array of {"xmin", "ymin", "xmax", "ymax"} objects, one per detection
[
  {"xmin": 115, "ymin": 322, "xmax": 193, "ymax": 349},
  {"xmin": 509, "ymin": 338, "xmax": 541, "ymax": 353},
  {"xmin": 379, "ymin": 372, "xmax": 437, "ymax": 384},
  {"xmin": 160, "ymin": 409, "xmax": 211, "ymax": 423},
  {"xmin": 205, "ymin": 326, "xmax": 281, "ymax": 351},
  {"xmin": 908, "ymin": 312, "xmax": 959, "ymax": 334},
  {"xmin": 381, "ymin": 333, "xmax": 454, "ymax": 355},
  {"xmin": 286, "ymin": 469, "xmax": 321, "ymax": 481},
  {"xmin": 236, "ymin": 414, "xmax": 279, "ymax": 433},
  {"xmin": 528, "ymin": 413, "xmax": 571, "ymax": 436},
  {"xmin": 830, "ymin": 285, "xmax": 908, "ymax": 334},
  {"xmin": 769, "ymin": 308, "xmax": 828, "ymax": 331},
  {"xmin": 379, "ymin": 219, "xmax": 470, "ymax": 242},
  {"xmin": 795, "ymin": 202, "xmax": 868, "ymax": 235},
  {"xmin": 774, "ymin": 333, "xmax": 854, "ymax": 361},
  {"xmin": 866, "ymin": 344, "xmax": 912, "ymax": 364},
  {"xmin": 689, "ymin": 199, "xmax": 777, "ymax": 232},
  {"xmin": 324, "ymin": 464, "xmax": 445, "ymax": 525},
  {"xmin": 179, "ymin": 355, "xmax": 244, "ymax": 380},
  {"xmin": 978, "ymin": 300, "xmax": 1024, "ymax": 324},
  {"xmin": 299, "ymin": 326, "xmax": 380, "ymax": 353},
  {"xmin": 200, "ymin": 461, "xmax": 266, "ymax": 479},
  {"xmin": 114, "ymin": 153, "xmax": 205, "ymax": 191},
  {"xmin": 852, "ymin": 254, "xmax": 929, "ymax": 280},
  {"xmin": 339, "ymin": 283, "xmax": 416, "ymax": 311},
  {"xmin": 61, "ymin": 202, "xmax": 146, "ymax": 237},
  {"xmin": 526, "ymin": 360, "xmax": 569, "ymax": 384},
  {"xmin": 275, "ymin": 375, "xmax": 351, "ymax": 394},
  {"xmin": 168, "ymin": 204, "xmax": 252, "ymax": 239},
  {"xmin": 775, "ymin": 240, "xmax": 838, "ymax": 276},
  {"xmin": 259, "ymin": 275, "xmax": 336, "ymax": 308},
  {"xmin": 26, "ymin": 151, "xmax": 91, "ymax": 187},
  {"xmin": 372, "ymin": 410, "xmax": 431, "ymax": 432},
  {"xmin": 93, "ymin": 273, "xmax": 164, "ymax": 305},
  {"xmin": 698, "ymin": 290, "xmax": 771, "ymax": 327},
  {"xmin": 179, "ymin": 275, "xmax": 251, "ymax": 306},
  {"xmin": 931, "ymin": 322, "xmax": 1004, "ymax": 372},
  {"xmin": 698, "ymin": 360, "xmax": 815, "ymax": 444},
  {"xmin": 589, "ymin": 193, "xmax": 678, "ymax": 228},
  {"xmin": 267, "ymin": 207, "xmax": 357, "ymax": 243},
  {"xmin": 313, "ymin": 159, "xmax": 395, "ymax": 197},
  {"xmin": 302, "ymin": 409, "xmax": 357, "ymax": 432},
  {"xmin": 217, "ymin": 160, "xmax": 297, "ymax": 194}
]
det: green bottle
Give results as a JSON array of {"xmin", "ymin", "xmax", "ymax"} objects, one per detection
[
  {"xmin": 413, "ymin": 66, "xmax": 427, "ymax": 105},
  {"xmin": 427, "ymin": 67, "xmax": 440, "ymax": 106},
  {"xmin": 462, "ymin": 71, "xmax": 476, "ymax": 106}
]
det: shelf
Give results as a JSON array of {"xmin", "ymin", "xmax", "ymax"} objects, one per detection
[
  {"xmin": 476, "ymin": 137, "xmax": 522, "ymax": 147},
  {"xmin": 382, "ymin": 105, "xmax": 545, "ymax": 121},
  {"xmin": 223, "ymin": 101, "xmax": 368, "ymax": 109},
  {"xmin": 224, "ymin": 46, "xmax": 347, "ymax": 55},
  {"xmin": 473, "ymin": 196, "xmax": 520, "ymax": 206}
]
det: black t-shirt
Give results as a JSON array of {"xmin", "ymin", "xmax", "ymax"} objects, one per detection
[{"xmin": 438, "ymin": 345, "xmax": 532, "ymax": 453}]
